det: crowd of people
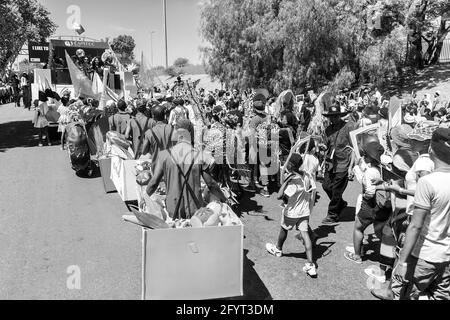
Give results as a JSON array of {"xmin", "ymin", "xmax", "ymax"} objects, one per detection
[
  {"xmin": 17, "ymin": 71, "xmax": 450, "ymax": 299},
  {"xmin": 1, "ymin": 71, "xmax": 32, "ymax": 109}
]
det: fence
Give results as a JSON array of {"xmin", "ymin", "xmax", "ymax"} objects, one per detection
[{"xmin": 439, "ymin": 36, "xmax": 450, "ymax": 63}]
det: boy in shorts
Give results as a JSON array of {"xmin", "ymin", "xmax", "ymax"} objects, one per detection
[{"xmin": 266, "ymin": 153, "xmax": 318, "ymax": 277}]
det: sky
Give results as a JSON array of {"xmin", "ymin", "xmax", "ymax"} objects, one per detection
[{"xmin": 39, "ymin": 0, "xmax": 205, "ymax": 66}]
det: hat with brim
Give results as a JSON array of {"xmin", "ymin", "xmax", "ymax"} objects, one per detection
[
  {"xmin": 322, "ymin": 105, "xmax": 350, "ymax": 117},
  {"xmin": 408, "ymin": 121, "xmax": 439, "ymax": 142},
  {"xmin": 403, "ymin": 114, "xmax": 416, "ymax": 124}
]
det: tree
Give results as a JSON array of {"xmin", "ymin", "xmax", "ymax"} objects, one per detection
[
  {"xmin": 0, "ymin": 0, "xmax": 56, "ymax": 74},
  {"xmin": 110, "ymin": 35, "xmax": 136, "ymax": 65},
  {"xmin": 405, "ymin": 0, "xmax": 450, "ymax": 68},
  {"xmin": 165, "ymin": 66, "xmax": 182, "ymax": 78},
  {"xmin": 173, "ymin": 57, "xmax": 189, "ymax": 68}
]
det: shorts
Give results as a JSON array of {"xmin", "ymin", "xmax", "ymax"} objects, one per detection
[
  {"xmin": 396, "ymin": 256, "xmax": 450, "ymax": 300},
  {"xmin": 281, "ymin": 215, "xmax": 309, "ymax": 232},
  {"xmin": 357, "ymin": 198, "xmax": 391, "ymax": 229}
]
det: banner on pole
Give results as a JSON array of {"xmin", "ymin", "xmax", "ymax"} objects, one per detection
[{"xmin": 389, "ymin": 96, "xmax": 403, "ymax": 129}]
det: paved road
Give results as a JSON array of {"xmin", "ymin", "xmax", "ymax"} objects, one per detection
[{"xmin": 0, "ymin": 103, "xmax": 376, "ymax": 299}]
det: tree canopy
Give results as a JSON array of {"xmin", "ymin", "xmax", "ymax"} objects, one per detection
[
  {"xmin": 0, "ymin": 0, "xmax": 56, "ymax": 74},
  {"xmin": 110, "ymin": 35, "xmax": 136, "ymax": 65},
  {"xmin": 173, "ymin": 57, "xmax": 189, "ymax": 68},
  {"xmin": 200, "ymin": 0, "xmax": 450, "ymax": 94}
]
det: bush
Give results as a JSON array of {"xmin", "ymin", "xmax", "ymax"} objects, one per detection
[{"xmin": 165, "ymin": 66, "xmax": 181, "ymax": 78}]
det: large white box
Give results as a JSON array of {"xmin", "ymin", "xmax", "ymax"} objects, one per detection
[
  {"xmin": 142, "ymin": 223, "xmax": 244, "ymax": 300},
  {"xmin": 110, "ymin": 156, "xmax": 138, "ymax": 201}
]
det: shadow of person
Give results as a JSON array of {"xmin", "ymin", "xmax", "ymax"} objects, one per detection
[
  {"xmin": 312, "ymin": 224, "xmax": 337, "ymax": 240},
  {"xmin": 339, "ymin": 206, "xmax": 356, "ymax": 222},
  {"xmin": 0, "ymin": 120, "xmax": 40, "ymax": 152},
  {"xmin": 234, "ymin": 190, "xmax": 263, "ymax": 217},
  {"xmin": 282, "ymin": 241, "xmax": 335, "ymax": 263},
  {"xmin": 74, "ymin": 161, "xmax": 101, "ymax": 179},
  {"xmin": 227, "ymin": 249, "xmax": 273, "ymax": 300}
]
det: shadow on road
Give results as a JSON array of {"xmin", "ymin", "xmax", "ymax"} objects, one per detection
[
  {"xmin": 339, "ymin": 206, "xmax": 356, "ymax": 222},
  {"xmin": 235, "ymin": 190, "xmax": 263, "ymax": 216},
  {"xmin": 0, "ymin": 120, "xmax": 61, "ymax": 152},
  {"xmin": 282, "ymin": 241, "xmax": 335, "ymax": 263},
  {"xmin": 229, "ymin": 249, "xmax": 273, "ymax": 300}
]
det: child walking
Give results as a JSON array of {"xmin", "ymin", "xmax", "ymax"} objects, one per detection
[
  {"xmin": 345, "ymin": 141, "xmax": 391, "ymax": 264},
  {"xmin": 266, "ymin": 153, "xmax": 318, "ymax": 277}
]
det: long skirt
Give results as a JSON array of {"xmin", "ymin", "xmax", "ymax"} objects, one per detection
[{"xmin": 22, "ymin": 86, "xmax": 31, "ymax": 109}]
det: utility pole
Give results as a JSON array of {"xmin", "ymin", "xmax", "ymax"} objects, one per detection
[
  {"xmin": 163, "ymin": 0, "xmax": 168, "ymax": 68},
  {"xmin": 150, "ymin": 31, "xmax": 155, "ymax": 67}
]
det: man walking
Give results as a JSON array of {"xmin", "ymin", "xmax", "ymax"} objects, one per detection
[
  {"xmin": 141, "ymin": 104, "xmax": 176, "ymax": 171},
  {"xmin": 321, "ymin": 104, "xmax": 356, "ymax": 225}
]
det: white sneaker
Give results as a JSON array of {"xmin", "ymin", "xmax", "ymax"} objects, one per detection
[
  {"xmin": 346, "ymin": 245, "xmax": 365, "ymax": 256},
  {"xmin": 302, "ymin": 263, "xmax": 317, "ymax": 278},
  {"xmin": 364, "ymin": 266, "xmax": 386, "ymax": 283},
  {"xmin": 265, "ymin": 243, "xmax": 282, "ymax": 257},
  {"xmin": 38, "ymin": 143, "xmax": 43, "ymax": 147}
]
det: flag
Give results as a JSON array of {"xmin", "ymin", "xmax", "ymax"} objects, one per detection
[
  {"xmin": 99, "ymin": 68, "xmax": 123, "ymax": 109},
  {"xmin": 65, "ymin": 50, "xmax": 96, "ymax": 98},
  {"xmin": 389, "ymin": 96, "xmax": 403, "ymax": 129},
  {"xmin": 92, "ymin": 72, "xmax": 104, "ymax": 96}
]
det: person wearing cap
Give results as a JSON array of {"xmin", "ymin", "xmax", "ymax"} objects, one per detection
[
  {"xmin": 321, "ymin": 104, "xmax": 357, "ymax": 225},
  {"xmin": 141, "ymin": 104, "xmax": 177, "ymax": 171},
  {"xmin": 392, "ymin": 127, "xmax": 450, "ymax": 300},
  {"xmin": 146, "ymin": 118, "xmax": 228, "ymax": 219},
  {"xmin": 344, "ymin": 141, "xmax": 390, "ymax": 264},
  {"xmin": 108, "ymin": 99, "xmax": 131, "ymax": 135},
  {"xmin": 265, "ymin": 153, "xmax": 318, "ymax": 277},
  {"xmin": 125, "ymin": 99, "xmax": 154, "ymax": 157},
  {"xmin": 390, "ymin": 124, "xmax": 418, "ymax": 178}
]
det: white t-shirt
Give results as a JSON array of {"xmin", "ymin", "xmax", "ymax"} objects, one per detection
[
  {"xmin": 412, "ymin": 167, "xmax": 450, "ymax": 263},
  {"xmin": 283, "ymin": 173, "xmax": 316, "ymax": 219},
  {"xmin": 363, "ymin": 166, "xmax": 381, "ymax": 199},
  {"xmin": 405, "ymin": 154, "xmax": 435, "ymax": 215}
]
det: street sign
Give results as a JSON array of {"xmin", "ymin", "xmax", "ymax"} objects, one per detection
[{"xmin": 28, "ymin": 42, "xmax": 50, "ymax": 63}]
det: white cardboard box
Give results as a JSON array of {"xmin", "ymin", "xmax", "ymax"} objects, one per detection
[
  {"xmin": 110, "ymin": 156, "xmax": 138, "ymax": 201},
  {"xmin": 142, "ymin": 223, "xmax": 244, "ymax": 300}
]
